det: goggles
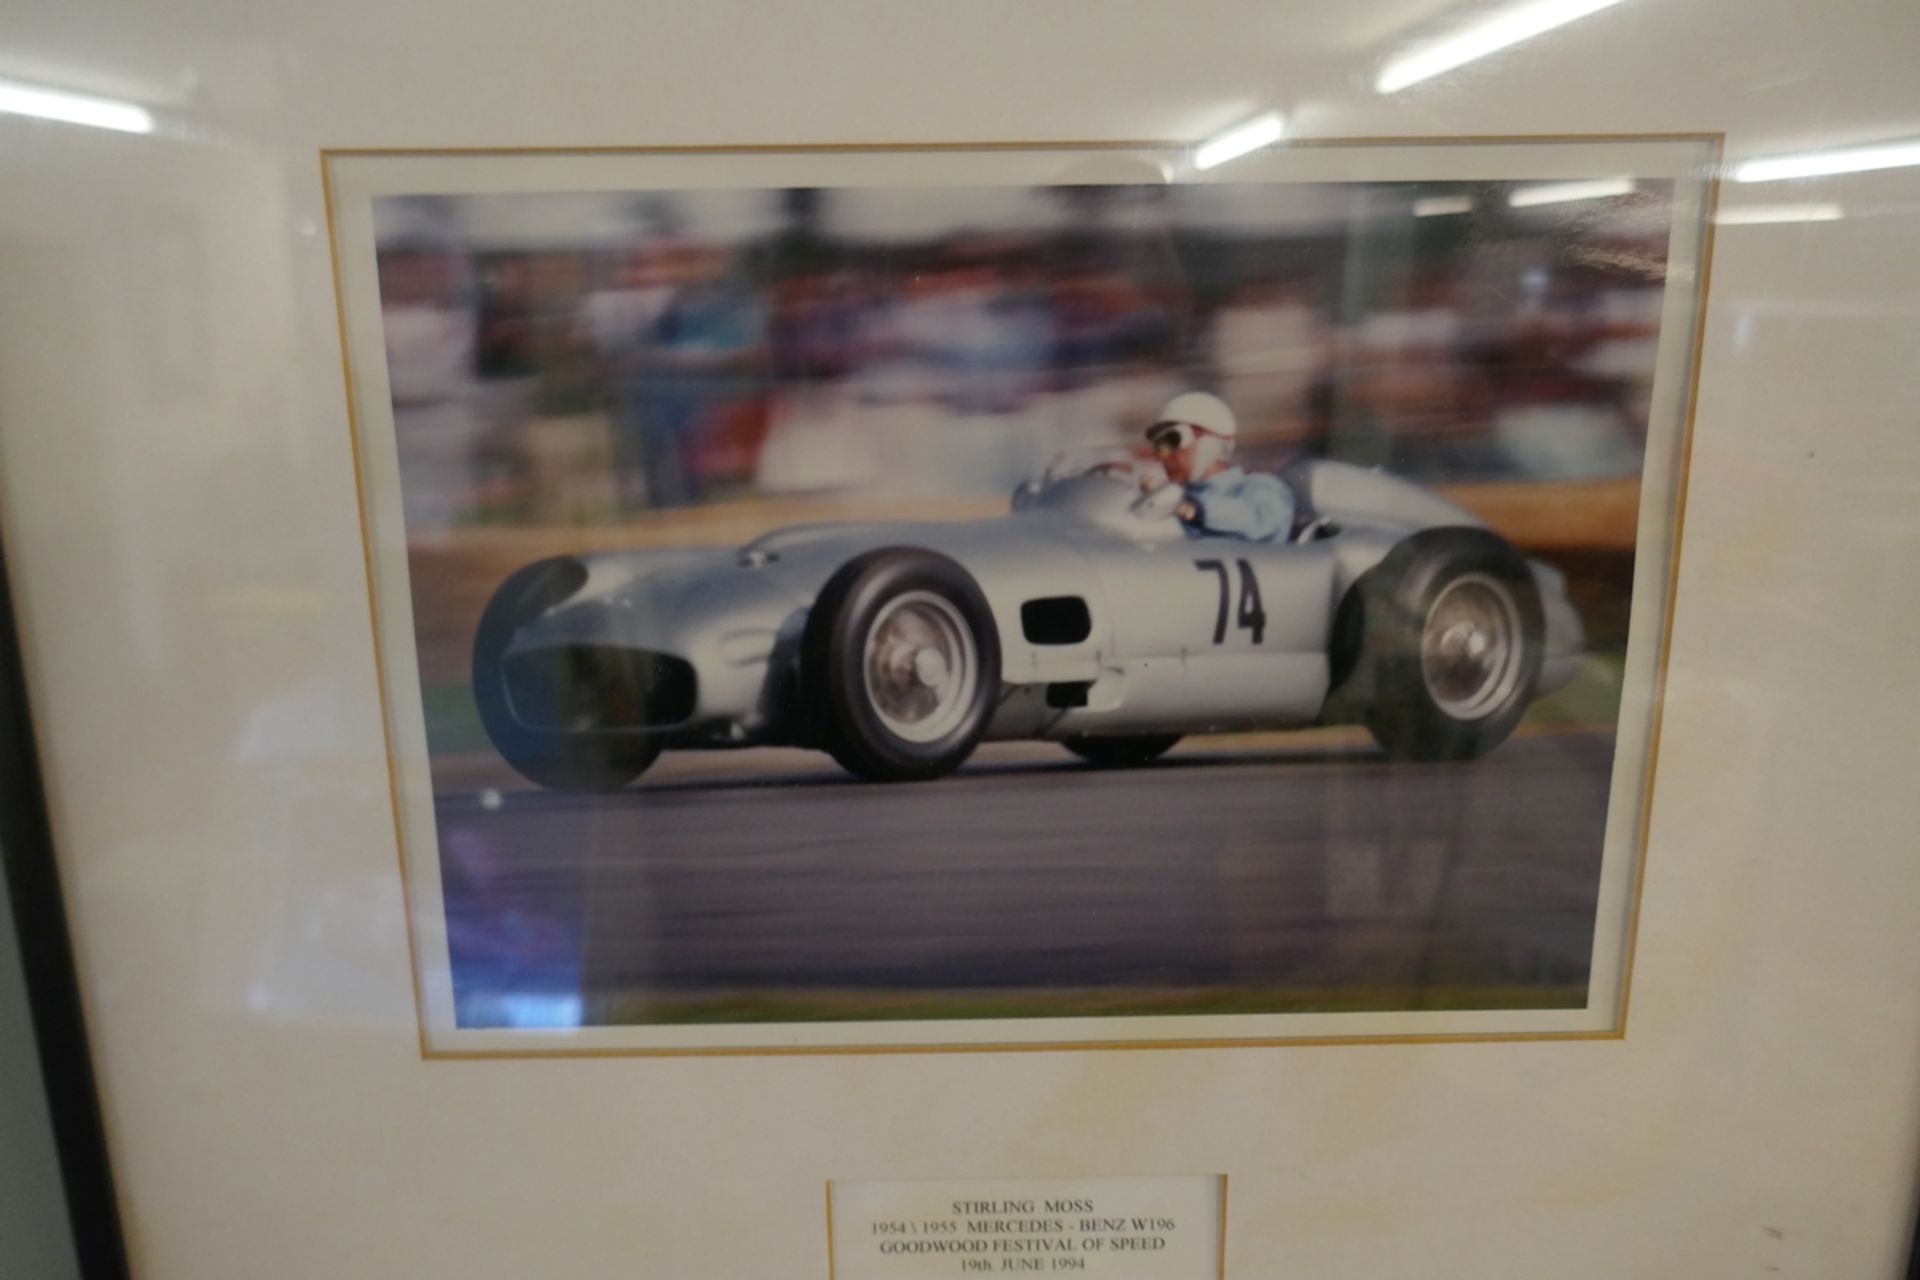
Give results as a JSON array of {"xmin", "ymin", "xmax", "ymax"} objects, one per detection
[{"xmin": 1146, "ymin": 420, "xmax": 1228, "ymax": 453}]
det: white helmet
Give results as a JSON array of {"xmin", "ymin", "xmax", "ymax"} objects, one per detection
[{"xmin": 1147, "ymin": 392, "xmax": 1238, "ymax": 475}]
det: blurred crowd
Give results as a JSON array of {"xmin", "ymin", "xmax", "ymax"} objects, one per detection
[{"xmin": 376, "ymin": 189, "xmax": 1668, "ymax": 532}]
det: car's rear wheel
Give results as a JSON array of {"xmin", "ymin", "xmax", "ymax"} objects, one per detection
[
  {"xmin": 1335, "ymin": 528, "xmax": 1544, "ymax": 762},
  {"xmin": 1062, "ymin": 735, "xmax": 1182, "ymax": 768},
  {"xmin": 472, "ymin": 558, "xmax": 662, "ymax": 792},
  {"xmin": 802, "ymin": 548, "xmax": 1000, "ymax": 782}
]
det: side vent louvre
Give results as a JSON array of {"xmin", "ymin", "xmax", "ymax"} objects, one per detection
[
  {"xmin": 1021, "ymin": 596, "xmax": 1091, "ymax": 646},
  {"xmin": 1046, "ymin": 682, "xmax": 1091, "ymax": 709}
]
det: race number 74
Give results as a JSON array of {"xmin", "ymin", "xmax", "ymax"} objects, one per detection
[{"xmin": 1194, "ymin": 558, "xmax": 1266, "ymax": 644}]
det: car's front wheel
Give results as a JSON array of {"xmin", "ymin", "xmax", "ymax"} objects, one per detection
[
  {"xmin": 1335, "ymin": 528, "xmax": 1544, "ymax": 762},
  {"xmin": 472, "ymin": 558, "xmax": 662, "ymax": 792},
  {"xmin": 802, "ymin": 548, "xmax": 1001, "ymax": 782}
]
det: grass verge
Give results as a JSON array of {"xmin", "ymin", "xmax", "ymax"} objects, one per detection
[{"xmin": 590, "ymin": 982, "xmax": 1588, "ymax": 1027}]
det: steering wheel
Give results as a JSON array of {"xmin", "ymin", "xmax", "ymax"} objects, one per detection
[{"xmin": 1131, "ymin": 483, "xmax": 1186, "ymax": 521}]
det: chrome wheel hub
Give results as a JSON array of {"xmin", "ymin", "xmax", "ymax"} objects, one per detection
[
  {"xmin": 1420, "ymin": 573, "xmax": 1523, "ymax": 720},
  {"xmin": 863, "ymin": 592, "xmax": 977, "ymax": 744}
]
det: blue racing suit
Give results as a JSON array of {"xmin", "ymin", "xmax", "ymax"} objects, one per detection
[{"xmin": 1181, "ymin": 466, "xmax": 1295, "ymax": 542}]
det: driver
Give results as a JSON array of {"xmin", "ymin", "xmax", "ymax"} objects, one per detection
[{"xmin": 1143, "ymin": 392, "xmax": 1294, "ymax": 541}]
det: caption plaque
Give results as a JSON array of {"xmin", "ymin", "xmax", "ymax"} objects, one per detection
[{"xmin": 828, "ymin": 1176, "xmax": 1226, "ymax": 1279}]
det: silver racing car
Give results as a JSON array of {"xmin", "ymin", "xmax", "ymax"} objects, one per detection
[{"xmin": 472, "ymin": 454, "xmax": 1584, "ymax": 788}]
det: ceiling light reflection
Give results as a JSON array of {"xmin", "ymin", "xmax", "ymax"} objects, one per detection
[
  {"xmin": 1508, "ymin": 177, "xmax": 1635, "ymax": 208},
  {"xmin": 1733, "ymin": 139, "xmax": 1920, "ymax": 183},
  {"xmin": 1414, "ymin": 195, "xmax": 1474, "ymax": 217},
  {"xmin": 0, "ymin": 77, "xmax": 153, "ymax": 134},
  {"xmin": 1715, "ymin": 203, "xmax": 1844, "ymax": 225},
  {"xmin": 1194, "ymin": 113, "xmax": 1285, "ymax": 172},
  {"xmin": 1375, "ymin": 0, "xmax": 1631, "ymax": 94}
]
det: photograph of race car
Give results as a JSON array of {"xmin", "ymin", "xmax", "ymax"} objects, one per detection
[
  {"xmin": 474, "ymin": 390, "xmax": 1585, "ymax": 790},
  {"xmin": 328, "ymin": 142, "xmax": 1710, "ymax": 1047}
]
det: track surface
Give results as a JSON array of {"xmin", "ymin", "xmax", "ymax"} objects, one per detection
[{"xmin": 435, "ymin": 733, "xmax": 1616, "ymax": 1025}]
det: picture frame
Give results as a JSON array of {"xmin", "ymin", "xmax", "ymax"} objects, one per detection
[{"xmin": 5, "ymin": 1, "xmax": 1920, "ymax": 1273}]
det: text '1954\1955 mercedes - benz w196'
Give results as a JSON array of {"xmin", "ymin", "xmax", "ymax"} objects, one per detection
[{"xmin": 471, "ymin": 454, "xmax": 1586, "ymax": 789}]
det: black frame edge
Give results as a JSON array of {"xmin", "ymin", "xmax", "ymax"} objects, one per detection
[{"xmin": 0, "ymin": 533, "xmax": 131, "ymax": 1280}]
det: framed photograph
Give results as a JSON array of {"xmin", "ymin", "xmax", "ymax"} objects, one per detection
[
  {"xmin": 11, "ymin": 0, "xmax": 1920, "ymax": 1273},
  {"xmin": 324, "ymin": 137, "xmax": 1715, "ymax": 1054}
]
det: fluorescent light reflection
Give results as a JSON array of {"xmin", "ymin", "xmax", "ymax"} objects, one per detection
[
  {"xmin": 1376, "ymin": 0, "xmax": 1630, "ymax": 93},
  {"xmin": 1414, "ymin": 195, "xmax": 1474, "ymax": 217},
  {"xmin": 1194, "ymin": 113, "xmax": 1285, "ymax": 171},
  {"xmin": 1508, "ymin": 177, "xmax": 1634, "ymax": 208},
  {"xmin": 0, "ymin": 78, "xmax": 153, "ymax": 134},
  {"xmin": 1716, "ymin": 203, "xmax": 1844, "ymax": 226},
  {"xmin": 1733, "ymin": 139, "xmax": 1920, "ymax": 183}
]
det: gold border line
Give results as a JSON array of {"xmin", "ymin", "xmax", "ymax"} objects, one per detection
[
  {"xmin": 320, "ymin": 132, "xmax": 1722, "ymax": 159},
  {"xmin": 421, "ymin": 1027, "xmax": 1622, "ymax": 1060},
  {"xmin": 1611, "ymin": 136, "xmax": 1724, "ymax": 1037},
  {"xmin": 321, "ymin": 134, "xmax": 1724, "ymax": 1061},
  {"xmin": 1217, "ymin": 1173, "xmax": 1230, "ymax": 1280},
  {"xmin": 321, "ymin": 152, "xmax": 434, "ymax": 1059},
  {"xmin": 825, "ymin": 1182, "xmax": 836, "ymax": 1280}
]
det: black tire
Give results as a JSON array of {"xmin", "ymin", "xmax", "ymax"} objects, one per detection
[
  {"xmin": 472, "ymin": 558, "xmax": 661, "ymax": 792},
  {"xmin": 1063, "ymin": 735, "xmax": 1182, "ymax": 768},
  {"xmin": 1335, "ymin": 528, "xmax": 1544, "ymax": 762},
  {"xmin": 801, "ymin": 548, "xmax": 1001, "ymax": 782}
]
